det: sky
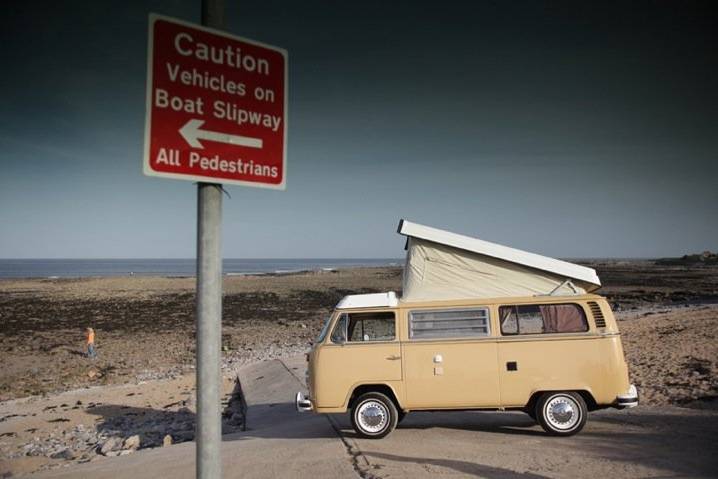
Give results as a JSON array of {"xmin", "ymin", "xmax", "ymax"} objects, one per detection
[{"xmin": 1, "ymin": 1, "xmax": 716, "ymax": 259}]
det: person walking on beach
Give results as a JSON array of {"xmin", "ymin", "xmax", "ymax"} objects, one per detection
[{"xmin": 85, "ymin": 327, "xmax": 97, "ymax": 359}]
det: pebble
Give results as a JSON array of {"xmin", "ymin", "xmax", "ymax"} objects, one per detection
[
  {"xmin": 123, "ymin": 435, "xmax": 140, "ymax": 451},
  {"xmin": 99, "ymin": 437, "xmax": 121, "ymax": 456},
  {"xmin": 50, "ymin": 448, "xmax": 75, "ymax": 460}
]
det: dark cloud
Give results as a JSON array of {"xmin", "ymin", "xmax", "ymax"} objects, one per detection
[{"xmin": 1, "ymin": 1, "xmax": 716, "ymax": 258}]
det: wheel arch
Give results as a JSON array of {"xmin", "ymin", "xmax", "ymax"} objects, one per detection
[
  {"xmin": 347, "ymin": 384, "xmax": 403, "ymax": 412},
  {"xmin": 526, "ymin": 389, "xmax": 598, "ymax": 413}
]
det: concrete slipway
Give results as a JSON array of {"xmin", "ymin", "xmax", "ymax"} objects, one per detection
[{"xmin": 32, "ymin": 356, "xmax": 717, "ymax": 479}]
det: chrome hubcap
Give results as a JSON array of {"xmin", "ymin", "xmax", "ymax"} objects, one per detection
[
  {"xmin": 545, "ymin": 396, "xmax": 580, "ymax": 430},
  {"xmin": 357, "ymin": 400, "xmax": 388, "ymax": 433}
]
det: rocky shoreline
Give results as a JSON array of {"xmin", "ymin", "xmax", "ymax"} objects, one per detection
[{"xmin": 0, "ymin": 371, "xmax": 255, "ymax": 476}]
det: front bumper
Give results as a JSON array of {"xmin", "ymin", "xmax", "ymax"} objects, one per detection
[
  {"xmin": 295, "ymin": 391, "xmax": 313, "ymax": 412},
  {"xmin": 616, "ymin": 384, "xmax": 639, "ymax": 408}
]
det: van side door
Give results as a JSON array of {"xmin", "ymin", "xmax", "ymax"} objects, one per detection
[{"xmin": 402, "ymin": 306, "xmax": 501, "ymax": 409}]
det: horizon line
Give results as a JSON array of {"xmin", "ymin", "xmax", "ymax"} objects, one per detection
[{"xmin": 0, "ymin": 256, "xmax": 677, "ymax": 261}]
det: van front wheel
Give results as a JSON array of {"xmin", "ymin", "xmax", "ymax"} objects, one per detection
[
  {"xmin": 350, "ymin": 392, "xmax": 398, "ymax": 439},
  {"xmin": 536, "ymin": 392, "xmax": 587, "ymax": 436}
]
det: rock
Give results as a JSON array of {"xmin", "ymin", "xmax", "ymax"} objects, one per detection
[
  {"xmin": 50, "ymin": 448, "xmax": 75, "ymax": 460},
  {"xmin": 99, "ymin": 437, "xmax": 121, "ymax": 456},
  {"xmin": 173, "ymin": 430, "xmax": 194, "ymax": 442},
  {"xmin": 26, "ymin": 446, "xmax": 44, "ymax": 457},
  {"xmin": 123, "ymin": 435, "xmax": 141, "ymax": 451},
  {"xmin": 162, "ymin": 434, "xmax": 173, "ymax": 447},
  {"xmin": 182, "ymin": 394, "xmax": 196, "ymax": 409}
]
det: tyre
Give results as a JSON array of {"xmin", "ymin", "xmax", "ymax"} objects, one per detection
[
  {"xmin": 536, "ymin": 391, "xmax": 587, "ymax": 436},
  {"xmin": 350, "ymin": 392, "xmax": 398, "ymax": 439}
]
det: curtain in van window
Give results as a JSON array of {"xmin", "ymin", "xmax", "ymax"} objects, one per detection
[
  {"xmin": 539, "ymin": 304, "xmax": 587, "ymax": 333},
  {"xmin": 499, "ymin": 306, "xmax": 517, "ymax": 333}
]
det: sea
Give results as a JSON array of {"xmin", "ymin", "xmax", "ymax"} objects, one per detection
[{"xmin": 0, "ymin": 259, "xmax": 403, "ymax": 279}]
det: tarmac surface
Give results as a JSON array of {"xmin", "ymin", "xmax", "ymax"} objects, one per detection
[{"xmin": 30, "ymin": 355, "xmax": 718, "ymax": 479}]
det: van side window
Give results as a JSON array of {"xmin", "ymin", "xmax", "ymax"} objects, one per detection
[
  {"xmin": 410, "ymin": 308, "xmax": 490, "ymax": 339},
  {"xmin": 347, "ymin": 312, "xmax": 396, "ymax": 342},
  {"xmin": 499, "ymin": 304, "xmax": 588, "ymax": 335}
]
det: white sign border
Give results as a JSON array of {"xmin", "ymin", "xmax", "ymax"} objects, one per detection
[{"xmin": 143, "ymin": 13, "xmax": 288, "ymax": 190}]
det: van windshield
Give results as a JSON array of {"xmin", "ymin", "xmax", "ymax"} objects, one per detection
[{"xmin": 315, "ymin": 315, "xmax": 332, "ymax": 343}]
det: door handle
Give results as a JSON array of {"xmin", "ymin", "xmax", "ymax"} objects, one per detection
[{"xmin": 386, "ymin": 355, "xmax": 401, "ymax": 360}]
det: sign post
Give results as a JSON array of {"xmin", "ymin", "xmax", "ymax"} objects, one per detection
[
  {"xmin": 144, "ymin": 4, "xmax": 287, "ymax": 477},
  {"xmin": 195, "ymin": 181, "xmax": 222, "ymax": 479}
]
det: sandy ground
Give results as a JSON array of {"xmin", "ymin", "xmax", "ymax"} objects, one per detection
[
  {"xmin": 1, "ymin": 262, "xmax": 717, "ymax": 476},
  {"xmin": 620, "ymin": 305, "xmax": 717, "ymax": 407}
]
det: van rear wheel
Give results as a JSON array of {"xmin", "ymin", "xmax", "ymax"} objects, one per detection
[
  {"xmin": 350, "ymin": 392, "xmax": 398, "ymax": 439},
  {"xmin": 536, "ymin": 392, "xmax": 587, "ymax": 436}
]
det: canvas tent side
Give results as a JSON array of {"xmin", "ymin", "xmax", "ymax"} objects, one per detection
[{"xmin": 398, "ymin": 220, "xmax": 601, "ymax": 302}]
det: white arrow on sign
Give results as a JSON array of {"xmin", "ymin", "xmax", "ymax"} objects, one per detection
[{"xmin": 179, "ymin": 119, "xmax": 263, "ymax": 149}]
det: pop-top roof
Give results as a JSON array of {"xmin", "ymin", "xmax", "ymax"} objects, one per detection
[
  {"xmin": 336, "ymin": 292, "xmax": 399, "ymax": 309},
  {"xmin": 398, "ymin": 219, "xmax": 601, "ymax": 287}
]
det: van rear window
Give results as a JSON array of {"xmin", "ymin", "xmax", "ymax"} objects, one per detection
[
  {"xmin": 499, "ymin": 304, "xmax": 588, "ymax": 335},
  {"xmin": 410, "ymin": 308, "xmax": 490, "ymax": 339}
]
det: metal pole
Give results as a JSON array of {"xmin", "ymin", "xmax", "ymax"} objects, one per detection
[
  {"xmin": 196, "ymin": 182, "xmax": 223, "ymax": 479},
  {"xmin": 196, "ymin": 8, "xmax": 225, "ymax": 479},
  {"xmin": 202, "ymin": 0, "xmax": 225, "ymax": 30}
]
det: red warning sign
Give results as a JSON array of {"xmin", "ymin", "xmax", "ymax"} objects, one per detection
[{"xmin": 143, "ymin": 14, "xmax": 287, "ymax": 189}]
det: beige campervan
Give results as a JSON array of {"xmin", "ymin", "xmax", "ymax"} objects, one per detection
[{"xmin": 296, "ymin": 220, "xmax": 638, "ymax": 438}]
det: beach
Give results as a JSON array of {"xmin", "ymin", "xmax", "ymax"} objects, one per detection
[
  {"xmin": 1, "ymin": 261, "xmax": 716, "ymax": 475},
  {"xmin": 0, "ymin": 267, "xmax": 402, "ymax": 401}
]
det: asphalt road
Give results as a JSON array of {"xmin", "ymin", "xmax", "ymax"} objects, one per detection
[{"xmin": 32, "ymin": 356, "xmax": 718, "ymax": 478}]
